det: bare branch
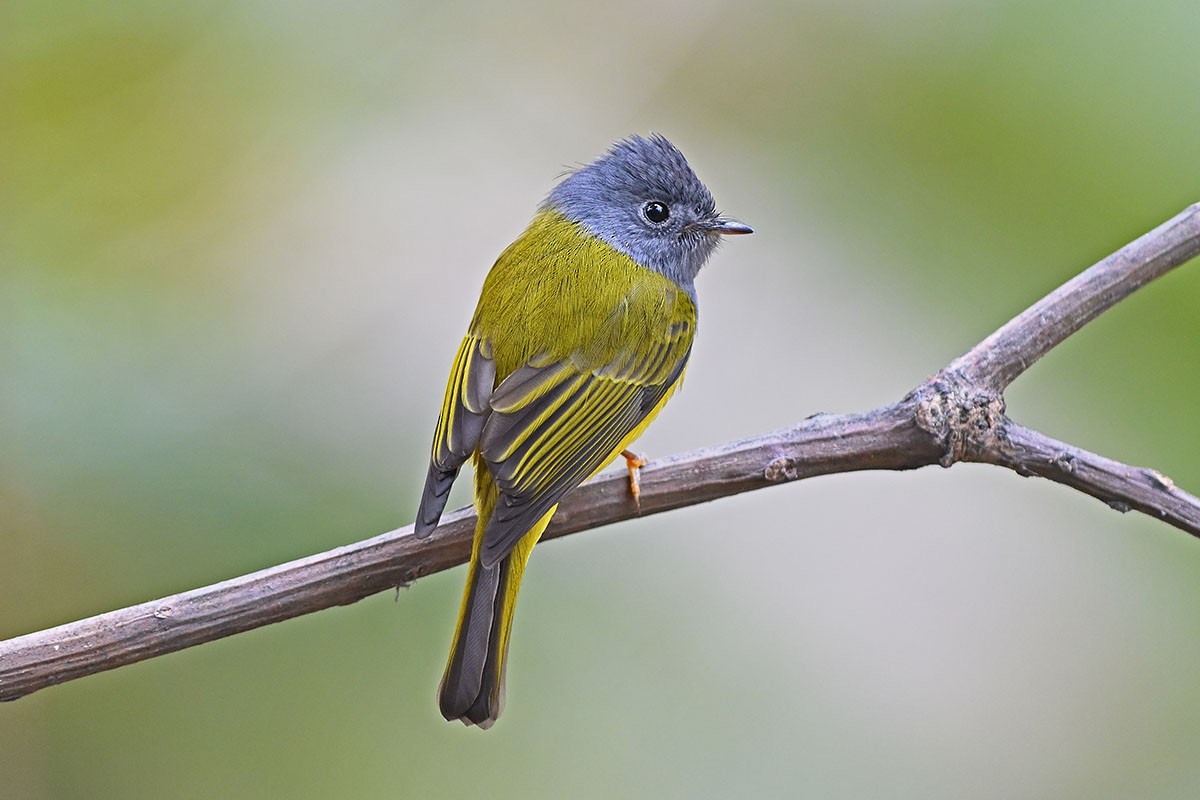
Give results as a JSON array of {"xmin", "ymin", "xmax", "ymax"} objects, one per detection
[
  {"xmin": 983, "ymin": 421, "xmax": 1200, "ymax": 531},
  {"xmin": 948, "ymin": 204, "xmax": 1200, "ymax": 391},
  {"xmin": 0, "ymin": 405, "xmax": 938, "ymax": 702},
  {"xmin": 2, "ymin": 204, "xmax": 1198, "ymax": 703}
]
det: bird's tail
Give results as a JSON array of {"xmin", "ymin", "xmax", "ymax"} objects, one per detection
[{"xmin": 437, "ymin": 468, "xmax": 554, "ymax": 728}]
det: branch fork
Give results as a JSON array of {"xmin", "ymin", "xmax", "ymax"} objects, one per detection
[{"xmin": 913, "ymin": 371, "xmax": 1008, "ymax": 467}]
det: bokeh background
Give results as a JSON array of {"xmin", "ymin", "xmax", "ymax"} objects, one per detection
[{"xmin": 3, "ymin": 2, "xmax": 1199, "ymax": 797}]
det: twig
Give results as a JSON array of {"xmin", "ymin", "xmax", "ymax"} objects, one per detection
[
  {"xmin": 948, "ymin": 207, "xmax": 1200, "ymax": 391},
  {"xmin": 1, "ymin": 204, "xmax": 1198, "ymax": 703}
]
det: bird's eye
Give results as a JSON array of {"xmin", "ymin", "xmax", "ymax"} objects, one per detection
[{"xmin": 643, "ymin": 201, "xmax": 670, "ymax": 224}]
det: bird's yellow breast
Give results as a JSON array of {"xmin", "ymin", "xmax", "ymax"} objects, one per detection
[{"xmin": 468, "ymin": 210, "xmax": 696, "ymax": 384}]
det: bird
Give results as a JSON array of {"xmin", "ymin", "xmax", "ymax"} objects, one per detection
[{"xmin": 414, "ymin": 134, "xmax": 751, "ymax": 728}]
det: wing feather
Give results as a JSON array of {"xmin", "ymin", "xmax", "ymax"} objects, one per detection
[
  {"xmin": 415, "ymin": 336, "xmax": 496, "ymax": 537},
  {"xmin": 475, "ymin": 328, "xmax": 692, "ymax": 566}
]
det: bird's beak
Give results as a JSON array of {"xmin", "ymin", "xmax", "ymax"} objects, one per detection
[{"xmin": 706, "ymin": 217, "xmax": 753, "ymax": 235}]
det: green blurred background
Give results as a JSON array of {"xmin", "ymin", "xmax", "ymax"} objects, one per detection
[{"xmin": 3, "ymin": 1, "xmax": 1199, "ymax": 797}]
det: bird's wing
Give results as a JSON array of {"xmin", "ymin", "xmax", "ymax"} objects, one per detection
[
  {"xmin": 475, "ymin": 323, "xmax": 693, "ymax": 566},
  {"xmin": 415, "ymin": 335, "xmax": 496, "ymax": 536}
]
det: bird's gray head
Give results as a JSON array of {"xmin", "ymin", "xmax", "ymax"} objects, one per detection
[{"xmin": 543, "ymin": 134, "xmax": 752, "ymax": 294}]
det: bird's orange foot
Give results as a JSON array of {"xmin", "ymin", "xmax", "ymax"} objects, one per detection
[{"xmin": 621, "ymin": 449, "xmax": 648, "ymax": 508}]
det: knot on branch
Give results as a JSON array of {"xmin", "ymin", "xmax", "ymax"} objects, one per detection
[{"xmin": 914, "ymin": 372, "xmax": 1008, "ymax": 467}]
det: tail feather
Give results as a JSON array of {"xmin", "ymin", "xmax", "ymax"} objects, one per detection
[
  {"xmin": 437, "ymin": 503, "xmax": 554, "ymax": 729},
  {"xmin": 438, "ymin": 558, "xmax": 507, "ymax": 727}
]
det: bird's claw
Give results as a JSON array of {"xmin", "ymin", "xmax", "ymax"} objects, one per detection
[{"xmin": 621, "ymin": 449, "xmax": 648, "ymax": 509}]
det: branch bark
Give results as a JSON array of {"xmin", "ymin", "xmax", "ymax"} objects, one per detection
[{"xmin": 2, "ymin": 204, "xmax": 1198, "ymax": 703}]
